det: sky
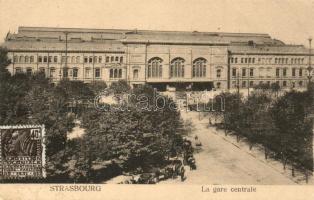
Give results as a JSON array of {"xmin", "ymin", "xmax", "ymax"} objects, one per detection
[{"xmin": 0, "ymin": 0, "xmax": 313, "ymax": 46}]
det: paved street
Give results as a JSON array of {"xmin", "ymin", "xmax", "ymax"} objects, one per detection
[{"xmin": 160, "ymin": 111, "xmax": 297, "ymax": 185}]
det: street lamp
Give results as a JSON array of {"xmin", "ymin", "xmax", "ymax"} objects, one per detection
[
  {"xmin": 307, "ymin": 37, "xmax": 312, "ymax": 87},
  {"xmin": 247, "ymin": 54, "xmax": 250, "ymax": 98}
]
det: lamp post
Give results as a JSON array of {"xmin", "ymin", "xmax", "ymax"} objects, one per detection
[
  {"xmin": 64, "ymin": 31, "xmax": 69, "ymax": 79},
  {"xmin": 247, "ymin": 54, "xmax": 250, "ymax": 98},
  {"xmin": 307, "ymin": 37, "xmax": 312, "ymax": 87}
]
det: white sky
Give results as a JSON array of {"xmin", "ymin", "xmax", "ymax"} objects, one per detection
[{"xmin": 0, "ymin": 0, "xmax": 313, "ymax": 46}]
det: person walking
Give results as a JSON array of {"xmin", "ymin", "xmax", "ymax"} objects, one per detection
[{"xmin": 180, "ymin": 165, "xmax": 185, "ymax": 182}]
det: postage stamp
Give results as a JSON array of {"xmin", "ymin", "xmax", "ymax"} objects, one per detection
[{"xmin": 0, "ymin": 125, "xmax": 46, "ymax": 180}]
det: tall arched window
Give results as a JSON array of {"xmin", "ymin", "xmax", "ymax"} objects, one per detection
[
  {"xmin": 192, "ymin": 58, "xmax": 207, "ymax": 77},
  {"xmin": 148, "ymin": 57, "xmax": 163, "ymax": 78},
  {"xmin": 170, "ymin": 57, "xmax": 185, "ymax": 78}
]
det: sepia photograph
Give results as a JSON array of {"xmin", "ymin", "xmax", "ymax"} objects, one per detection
[{"xmin": 0, "ymin": 0, "xmax": 314, "ymax": 199}]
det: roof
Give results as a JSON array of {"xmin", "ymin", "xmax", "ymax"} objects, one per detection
[
  {"xmin": 2, "ymin": 26, "xmax": 310, "ymax": 54},
  {"xmin": 3, "ymin": 26, "xmax": 282, "ymax": 47},
  {"xmin": 228, "ymin": 45, "xmax": 310, "ymax": 55}
]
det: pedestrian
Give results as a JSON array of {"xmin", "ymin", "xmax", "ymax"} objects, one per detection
[
  {"xmin": 180, "ymin": 165, "xmax": 185, "ymax": 182},
  {"xmin": 172, "ymin": 163, "xmax": 177, "ymax": 178},
  {"xmin": 195, "ymin": 135, "xmax": 198, "ymax": 141}
]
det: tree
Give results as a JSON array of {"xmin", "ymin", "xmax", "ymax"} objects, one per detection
[
  {"xmin": 109, "ymin": 80, "xmax": 131, "ymax": 94},
  {"xmin": 77, "ymin": 84, "xmax": 185, "ymax": 182}
]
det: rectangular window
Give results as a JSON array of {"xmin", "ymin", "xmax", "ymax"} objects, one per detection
[
  {"xmin": 84, "ymin": 57, "xmax": 88, "ymax": 63},
  {"xmin": 249, "ymin": 81, "xmax": 254, "ymax": 87},
  {"xmin": 26, "ymin": 68, "xmax": 32, "ymax": 76},
  {"xmin": 292, "ymin": 68, "xmax": 296, "ymax": 77},
  {"xmin": 38, "ymin": 56, "xmax": 43, "ymax": 63},
  {"xmin": 62, "ymin": 56, "xmax": 66, "ymax": 63},
  {"xmin": 283, "ymin": 81, "xmax": 287, "ymax": 87},
  {"xmin": 242, "ymin": 68, "xmax": 246, "ymax": 77},
  {"xmin": 106, "ymin": 56, "xmax": 109, "ymax": 63},
  {"xmin": 44, "ymin": 56, "xmax": 48, "ymax": 63},
  {"xmin": 249, "ymin": 68, "xmax": 254, "ymax": 77},
  {"xmin": 39, "ymin": 68, "xmax": 45, "ymax": 75},
  {"xmin": 245, "ymin": 58, "xmax": 248, "ymax": 63},
  {"xmin": 276, "ymin": 81, "xmax": 280, "ymax": 86},
  {"xmin": 252, "ymin": 58, "xmax": 255, "ymax": 63},
  {"xmin": 120, "ymin": 56, "xmax": 123, "ymax": 63},
  {"xmin": 133, "ymin": 69, "xmax": 139, "ymax": 79},
  {"xmin": 216, "ymin": 69, "xmax": 221, "ymax": 78},
  {"xmin": 299, "ymin": 69, "xmax": 303, "ymax": 76},
  {"xmin": 99, "ymin": 56, "xmax": 102, "ymax": 63},
  {"xmin": 48, "ymin": 56, "xmax": 52, "ymax": 63},
  {"xmin": 95, "ymin": 68, "xmax": 101, "ymax": 78},
  {"xmin": 242, "ymin": 81, "xmax": 246, "ymax": 88},
  {"xmin": 89, "ymin": 57, "xmax": 93, "ymax": 63},
  {"xmin": 283, "ymin": 68, "xmax": 287, "ymax": 77},
  {"xmin": 232, "ymin": 81, "xmax": 237, "ymax": 88},
  {"xmin": 111, "ymin": 56, "xmax": 114, "ymax": 62},
  {"xmin": 232, "ymin": 68, "xmax": 237, "ymax": 77},
  {"xmin": 115, "ymin": 56, "xmax": 119, "ymax": 62},
  {"xmin": 50, "ymin": 68, "xmax": 56, "ymax": 78},
  {"xmin": 235, "ymin": 58, "xmax": 238, "ymax": 63},
  {"xmin": 73, "ymin": 68, "xmax": 78, "ymax": 78},
  {"xmin": 15, "ymin": 67, "xmax": 22, "ymax": 73},
  {"xmin": 54, "ymin": 56, "xmax": 58, "ymax": 63},
  {"xmin": 85, "ymin": 68, "xmax": 91, "ymax": 78},
  {"xmin": 63, "ymin": 68, "xmax": 68, "ymax": 78},
  {"xmin": 276, "ymin": 68, "xmax": 280, "ymax": 77}
]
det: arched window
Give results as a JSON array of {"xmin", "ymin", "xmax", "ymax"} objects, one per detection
[
  {"xmin": 110, "ymin": 69, "xmax": 113, "ymax": 78},
  {"xmin": 217, "ymin": 69, "xmax": 222, "ymax": 78},
  {"xmin": 25, "ymin": 56, "xmax": 29, "ymax": 63},
  {"xmin": 118, "ymin": 69, "xmax": 122, "ymax": 78},
  {"xmin": 133, "ymin": 69, "xmax": 139, "ymax": 79},
  {"xmin": 148, "ymin": 57, "xmax": 163, "ymax": 78},
  {"xmin": 73, "ymin": 68, "xmax": 78, "ymax": 78},
  {"xmin": 170, "ymin": 57, "xmax": 185, "ymax": 78},
  {"xmin": 19, "ymin": 56, "xmax": 25, "ymax": 63},
  {"xmin": 13, "ymin": 56, "xmax": 18, "ymax": 63},
  {"xmin": 192, "ymin": 58, "xmax": 207, "ymax": 78}
]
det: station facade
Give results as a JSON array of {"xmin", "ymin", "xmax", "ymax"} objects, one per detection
[{"xmin": 2, "ymin": 27, "xmax": 312, "ymax": 91}]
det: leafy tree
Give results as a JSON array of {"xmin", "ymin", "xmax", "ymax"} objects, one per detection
[
  {"xmin": 77, "ymin": 84, "xmax": 185, "ymax": 181},
  {"xmin": 109, "ymin": 80, "xmax": 131, "ymax": 94}
]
